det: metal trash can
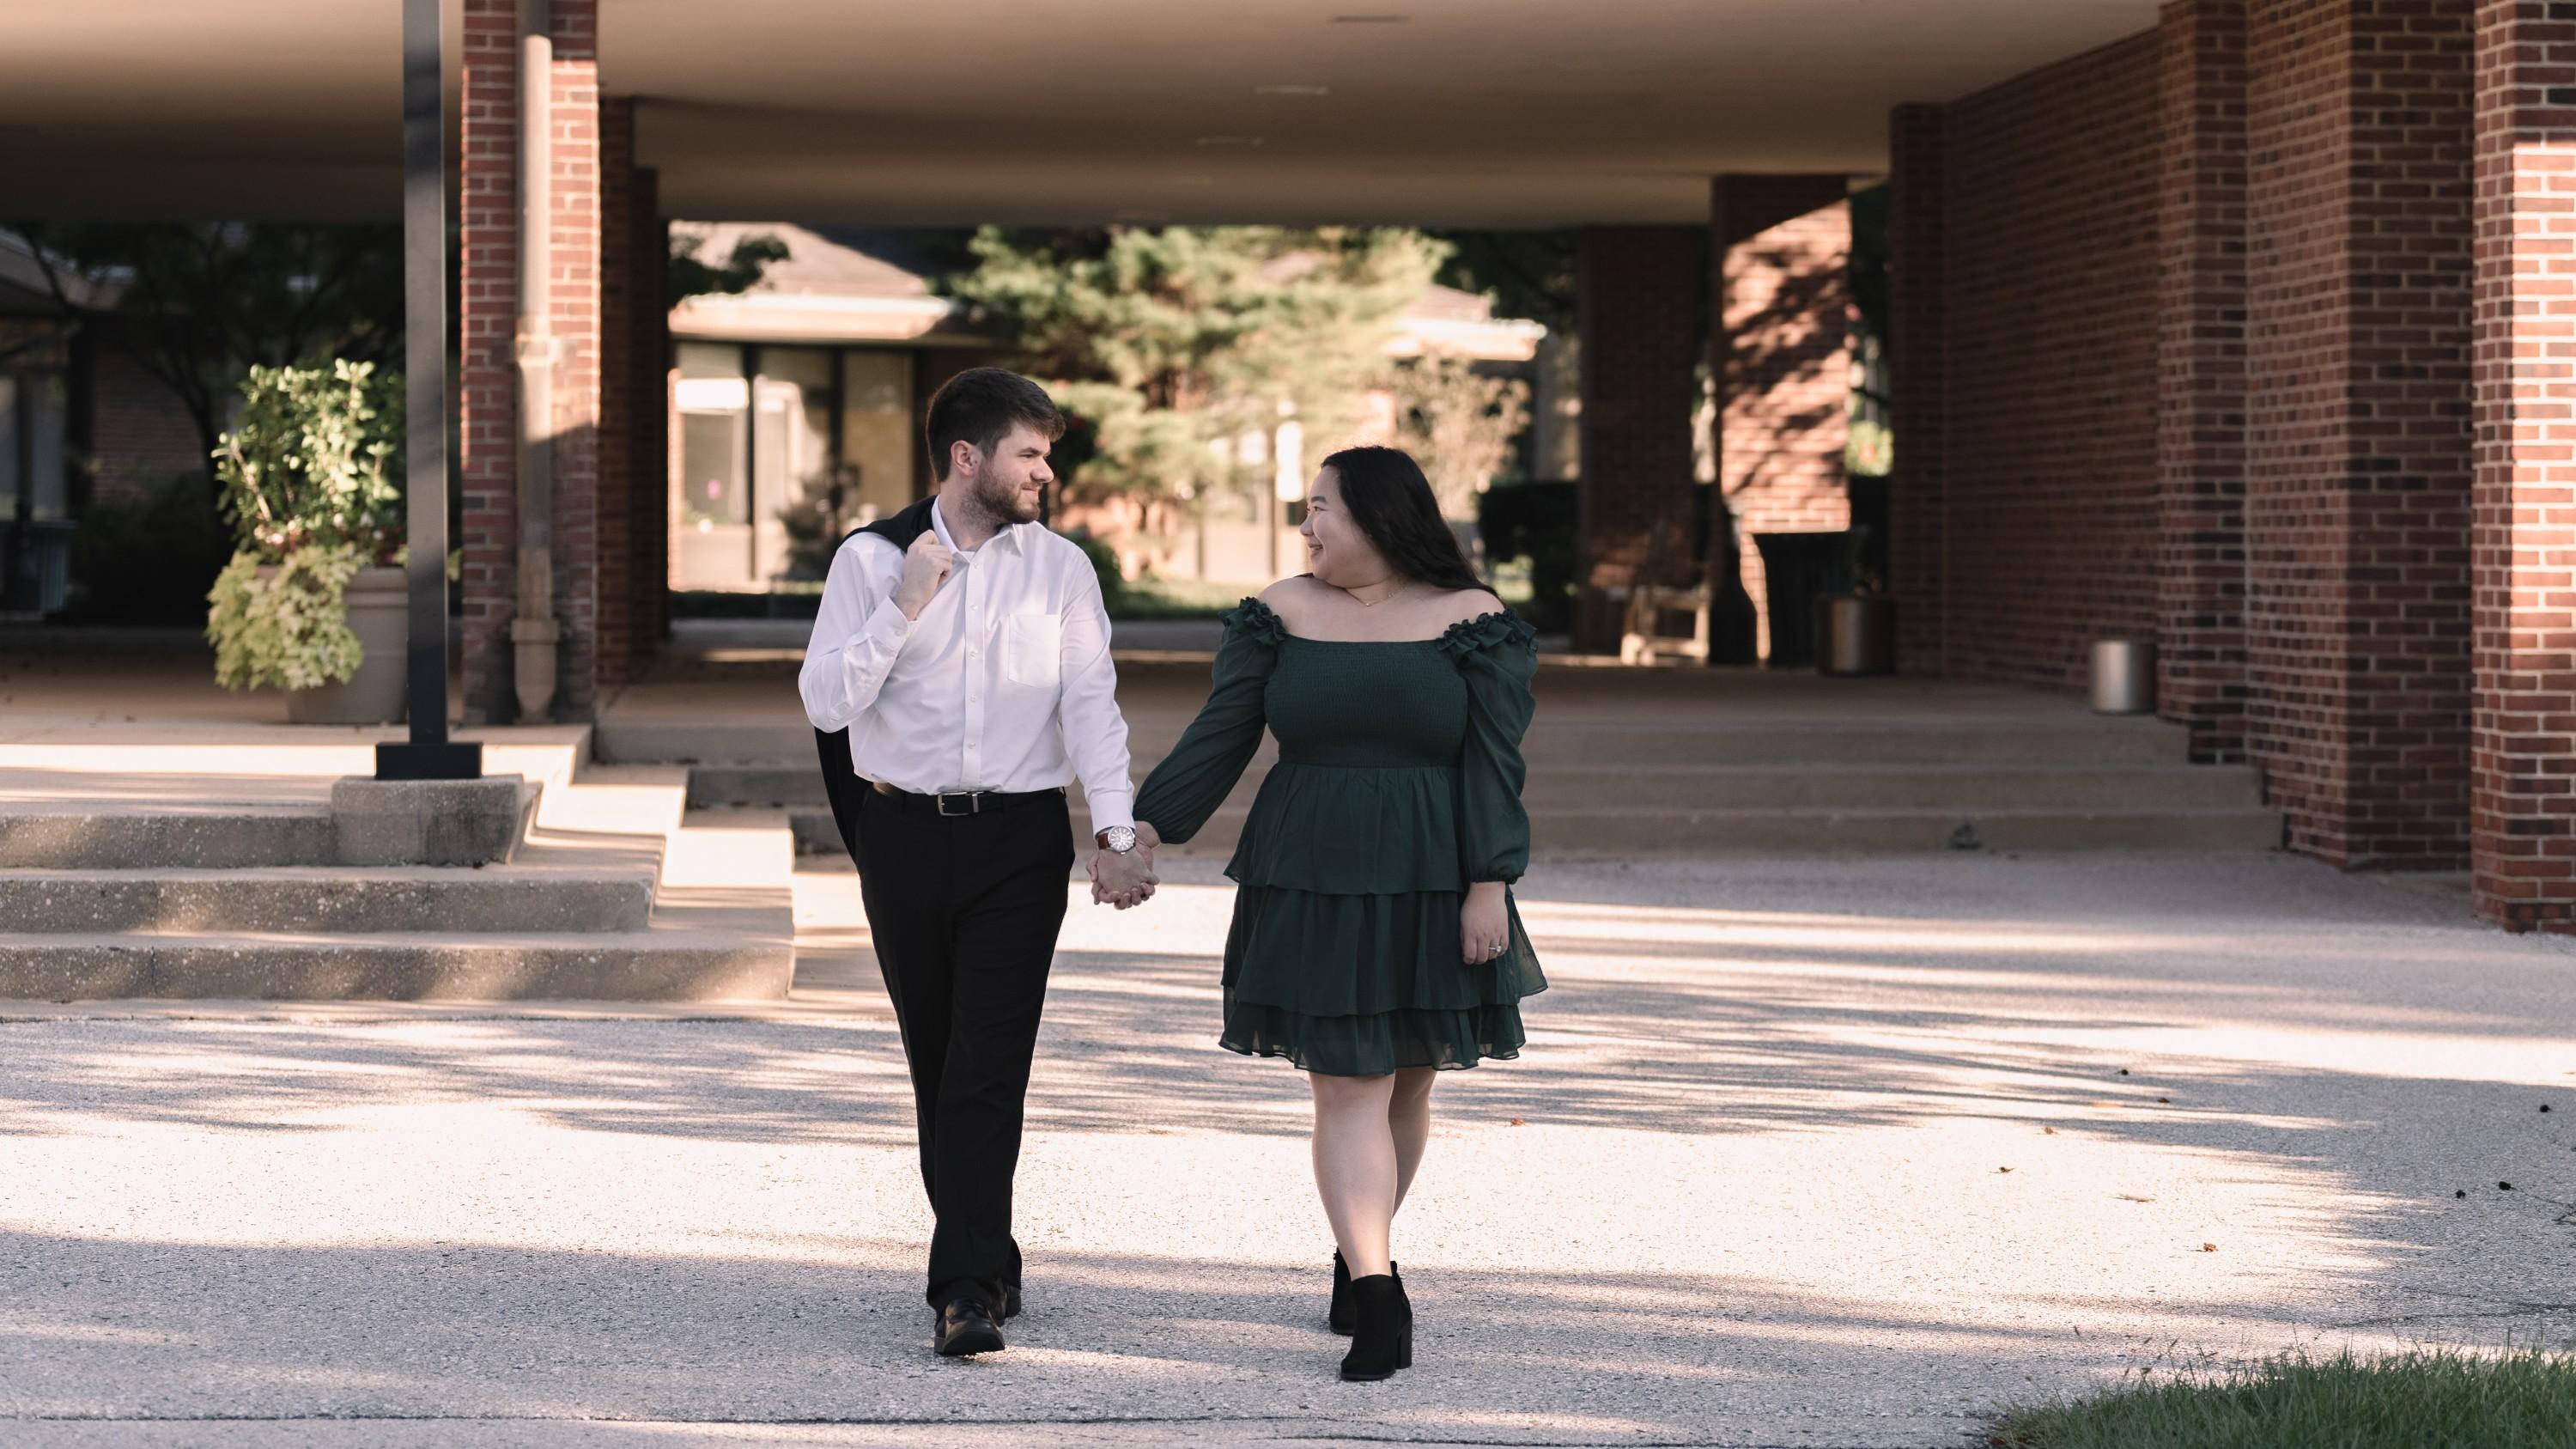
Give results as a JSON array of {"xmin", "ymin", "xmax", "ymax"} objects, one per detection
[{"xmin": 2091, "ymin": 638, "xmax": 2156, "ymax": 715}]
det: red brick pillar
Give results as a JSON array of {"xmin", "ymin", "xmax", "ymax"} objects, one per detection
[
  {"xmin": 2243, "ymin": 0, "xmax": 2475, "ymax": 868},
  {"xmin": 2157, "ymin": 0, "xmax": 2251, "ymax": 764},
  {"xmin": 1711, "ymin": 175, "xmax": 1853, "ymax": 664},
  {"xmin": 1886, "ymin": 104, "xmax": 1948, "ymax": 675},
  {"xmin": 598, "ymin": 97, "xmax": 664, "ymax": 686},
  {"xmin": 458, "ymin": 0, "xmax": 603, "ymax": 722},
  {"xmin": 1574, "ymin": 225, "xmax": 1707, "ymax": 654},
  {"xmin": 2470, "ymin": 1, "xmax": 2576, "ymax": 928}
]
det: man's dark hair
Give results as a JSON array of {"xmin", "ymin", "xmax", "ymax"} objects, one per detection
[{"xmin": 924, "ymin": 367, "xmax": 1065, "ymax": 480}]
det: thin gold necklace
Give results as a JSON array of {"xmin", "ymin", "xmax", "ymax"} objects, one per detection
[{"xmin": 1351, "ymin": 579, "xmax": 1409, "ymax": 608}]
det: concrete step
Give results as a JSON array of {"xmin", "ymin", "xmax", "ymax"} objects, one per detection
[
  {"xmin": 601, "ymin": 715, "xmax": 2190, "ymax": 771},
  {"xmin": 0, "ymin": 866, "xmax": 654, "ymax": 935},
  {"xmin": 775, "ymin": 800, "xmax": 2282, "ymax": 859},
  {"xmin": 0, "ymin": 928, "xmax": 790, "ymax": 1002},
  {"xmin": 0, "ymin": 805, "xmax": 333, "ymax": 869},
  {"xmin": 697, "ymin": 759, "xmax": 2259, "ymax": 814}
]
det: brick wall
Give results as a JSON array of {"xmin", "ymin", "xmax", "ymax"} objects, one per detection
[
  {"xmin": 2245, "ymin": 0, "xmax": 2474, "ymax": 869},
  {"xmin": 458, "ymin": 0, "xmax": 602, "ymax": 722},
  {"xmin": 1712, "ymin": 175, "xmax": 1852, "ymax": 662},
  {"xmin": 85, "ymin": 335, "xmax": 206, "ymax": 504},
  {"xmin": 1940, "ymin": 33, "xmax": 2165, "ymax": 691},
  {"xmin": 2156, "ymin": 0, "xmax": 2251, "ymax": 764},
  {"xmin": 1574, "ymin": 225, "xmax": 1707, "ymax": 653},
  {"xmin": 2470, "ymin": 0, "xmax": 2576, "ymax": 927},
  {"xmin": 1887, "ymin": 104, "xmax": 1949, "ymax": 674},
  {"xmin": 598, "ymin": 98, "xmax": 665, "ymax": 686}
]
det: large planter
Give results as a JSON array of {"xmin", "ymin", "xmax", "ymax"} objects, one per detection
[
  {"xmin": 1816, "ymin": 594, "xmax": 1897, "ymax": 676},
  {"xmin": 285, "ymin": 565, "xmax": 409, "ymax": 725}
]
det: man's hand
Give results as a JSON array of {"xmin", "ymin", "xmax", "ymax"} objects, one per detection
[
  {"xmin": 1090, "ymin": 843, "xmax": 1157, "ymax": 910},
  {"xmin": 1460, "ymin": 881, "xmax": 1510, "ymax": 963},
  {"xmin": 894, "ymin": 533, "xmax": 954, "ymax": 618}
]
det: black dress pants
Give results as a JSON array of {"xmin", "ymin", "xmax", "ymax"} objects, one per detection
[{"xmin": 852, "ymin": 784, "xmax": 1075, "ymax": 1310}]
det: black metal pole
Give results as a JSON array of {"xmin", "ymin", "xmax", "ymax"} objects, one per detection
[{"xmin": 379, "ymin": 0, "xmax": 481, "ymax": 781}]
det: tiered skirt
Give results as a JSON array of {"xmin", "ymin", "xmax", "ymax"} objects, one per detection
[{"xmin": 1216, "ymin": 760, "xmax": 1546, "ymax": 1076}]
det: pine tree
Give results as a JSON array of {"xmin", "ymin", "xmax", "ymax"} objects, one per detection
[{"xmin": 946, "ymin": 226, "xmax": 1447, "ymax": 507}]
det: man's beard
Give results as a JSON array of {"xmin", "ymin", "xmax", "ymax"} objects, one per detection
[{"xmin": 973, "ymin": 471, "xmax": 1043, "ymax": 526}]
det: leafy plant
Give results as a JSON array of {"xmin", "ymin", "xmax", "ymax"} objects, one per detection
[
  {"xmin": 214, "ymin": 360, "xmax": 404, "ymax": 563},
  {"xmin": 202, "ymin": 361, "xmax": 404, "ymax": 691},
  {"xmin": 205, "ymin": 546, "xmax": 365, "ymax": 691},
  {"xmin": 1389, "ymin": 350, "xmax": 1532, "ymax": 523}
]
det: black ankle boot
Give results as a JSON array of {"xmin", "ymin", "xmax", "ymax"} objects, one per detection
[
  {"xmin": 1329, "ymin": 1252, "xmax": 1398, "ymax": 1336},
  {"xmin": 1338, "ymin": 1274, "xmax": 1412, "ymax": 1381}
]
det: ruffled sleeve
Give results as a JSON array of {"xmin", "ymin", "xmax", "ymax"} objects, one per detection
[
  {"xmin": 1440, "ymin": 610, "xmax": 1539, "ymax": 884},
  {"xmin": 1133, "ymin": 597, "xmax": 1285, "ymax": 845}
]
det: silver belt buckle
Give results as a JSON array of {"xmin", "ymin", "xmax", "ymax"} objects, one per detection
[{"xmin": 935, "ymin": 790, "xmax": 981, "ymax": 817}]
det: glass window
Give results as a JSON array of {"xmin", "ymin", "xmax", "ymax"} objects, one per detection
[
  {"xmin": 674, "ymin": 342, "xmax": 751, "ymax": 588},
  {"xmin": 840, "ymin": 349, "xmax": 915, "ymax": 525},
  {"xmin": 754, "ymin": 347, "xmax": 835, "ymax": 584}
]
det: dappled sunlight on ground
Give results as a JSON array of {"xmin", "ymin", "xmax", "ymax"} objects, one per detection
[{"xmin": 3, "ymin": 851, "xmax": 2573, "ymax": 1443}]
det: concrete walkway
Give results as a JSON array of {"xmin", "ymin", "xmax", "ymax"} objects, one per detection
[{"xmin": 4, "ymin": 849, "xmax": 2572, "ymax": 1447}]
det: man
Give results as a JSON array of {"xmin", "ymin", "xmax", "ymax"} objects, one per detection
[{"xmin": 799, "ymin": 367, "xmax": 1157, "ymax": 1358}]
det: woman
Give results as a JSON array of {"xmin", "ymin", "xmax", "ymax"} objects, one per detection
[{"xmin": 1130, "ymin": 445, "xmax": 1546, "ymax": 1382}]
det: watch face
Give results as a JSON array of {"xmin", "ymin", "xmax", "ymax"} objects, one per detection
[{"xmin": 1103, "ymin": 825, "xmax": 1137, "ymax": 852}]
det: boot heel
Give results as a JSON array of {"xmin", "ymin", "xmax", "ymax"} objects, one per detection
[{"xmin": 1338, "ymin": 1274, "xmax": 1413, "ymax": 1381}]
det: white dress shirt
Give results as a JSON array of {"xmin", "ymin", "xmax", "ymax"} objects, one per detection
[{"xmin": 799, "ymin": 500, "xmax": 1135, "ymax": 837}]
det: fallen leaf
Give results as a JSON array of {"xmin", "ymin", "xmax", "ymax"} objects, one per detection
[
  {"xmin": 1997, "ymin": 1166, "xmax": 2014, "ymax": 1174},
  {"xmin": 2043, "ymin": 1126, "xmax": 2058, "ymax": 1135},
  {"xmin": 2157, "ymin": 1097, "xmax": 2171, "ymax": 1105},
  {"xmin": 2117, "ymin": 1194, "xmax": 2155, "ymax": 1203},
  {"xmin": 2118, "ymin": 1068, "xmax": 2130, "ymax": 1076},
  {"xmin": 1509, "ymin": 1117, "xmax": 1525, "ymax": 1127},
  {"xmin": 2199, "ymin": 1243, "xmax": 2217, "ymax": 1252}
]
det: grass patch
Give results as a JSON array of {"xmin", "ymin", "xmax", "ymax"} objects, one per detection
[{"xmin": 1990, "ymin": 1347, "xmax": 2576, "ymax": 1449}]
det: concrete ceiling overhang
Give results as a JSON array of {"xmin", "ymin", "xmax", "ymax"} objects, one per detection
[{"xmin": 0, "ymin": 0, "xmax": 2158, "ymax": 227}]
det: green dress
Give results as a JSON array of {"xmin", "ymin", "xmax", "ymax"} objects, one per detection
[{"xmin": 1132, "ymin": 597, "xmax": 1547, "ymax": 1077}]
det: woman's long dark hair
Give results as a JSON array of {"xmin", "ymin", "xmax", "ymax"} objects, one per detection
[{"xmin": 1317, "ymin": 446, "xmax": 1486, "ymax": 594}]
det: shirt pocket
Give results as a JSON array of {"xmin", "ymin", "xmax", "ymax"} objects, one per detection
[{"xmin": 1002, "ymin": 612, "xmax": 1063, "ymax": 688}]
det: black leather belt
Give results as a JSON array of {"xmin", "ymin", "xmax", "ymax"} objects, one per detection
[{"xmin": 870, "ymin": 781, "xmax": 1066, "ymax": 818}]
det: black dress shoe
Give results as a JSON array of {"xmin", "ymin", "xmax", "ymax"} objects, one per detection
[
  {"xmin": 1339, "ymin": 1273, "xmax": 1413, "ymax": 1381},
  {"xmin": 934, "ymin": 1297, "xmax": 1005, "ymax": 1357},
  {"xmin": 1329, "ymin": 1252, "xmax": 1396, "ymax": 1336}
]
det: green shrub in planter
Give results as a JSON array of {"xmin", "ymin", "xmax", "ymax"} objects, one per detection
[{"xmin": 203, "ymin": 361, "xmax": 403, "ymax": 691}]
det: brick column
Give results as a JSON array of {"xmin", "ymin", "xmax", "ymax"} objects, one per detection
[
  {"xmin": 2244, "ymin": 0, "xmax": 2475, "ymax": 868},
  {"xmin": 1886, "ymin": 104, "xmax": 1949, "ymax": 675},
  {"xmin": 2157, "ymin": 0, "xmax": 2251, "ymax": 764},
  {"xmin": 1711, "ymin": 175, "xmax": 1853, "ymax": 664},
  {"xmin": 2470, "ymin": 1, "xmax": 2576, "ymax": 928},
  {"xmin": 458, "ymin": 0, "xmax": 603, "ymax": 722},
  {"xmin": 1574, "ymin": 225, "xmax": 1707, "ymax": 654},
  {"xmin": 598, "ymin": 97, "xmax": 664, "ymax": 686}
]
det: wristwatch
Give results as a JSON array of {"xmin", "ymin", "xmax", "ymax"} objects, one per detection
[{"xmin": 1097, "ymin": 825, "xmax": 1138, "ymax": 855}]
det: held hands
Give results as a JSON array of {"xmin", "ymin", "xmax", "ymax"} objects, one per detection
[
  {"xmin": 895, "ymin": 533, "xmax": 954, "ymax": 618},
  {"xmin": 1461, "ymin": 881, "xmax": 1510, "ymax": 964},
  {"xmin": 1090, "ymin": 825, "xmax": 1159, "ymax": 910}
]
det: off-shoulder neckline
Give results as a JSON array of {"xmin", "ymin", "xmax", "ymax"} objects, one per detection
[{"xmin": 1227, "ymin": 595, "xmax": 1520, "ymax": 646}]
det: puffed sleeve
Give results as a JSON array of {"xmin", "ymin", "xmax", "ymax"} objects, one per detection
[
  {"xmin": 1133, "ymin": 597, "xmax": 1286, "ymax": 845},
  {"xmin": 1440, "ymin": 610, "xmax": 1540, "ymax": 884}
]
